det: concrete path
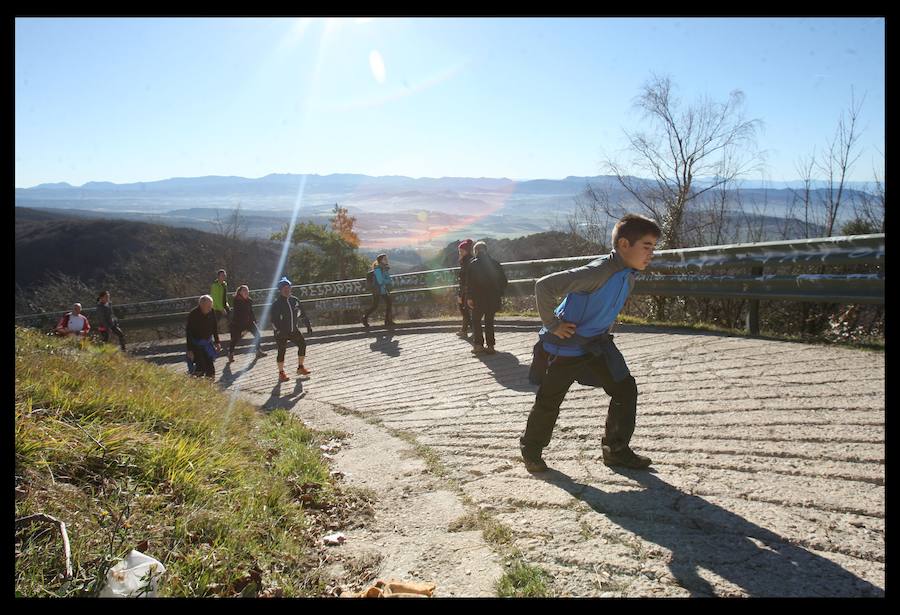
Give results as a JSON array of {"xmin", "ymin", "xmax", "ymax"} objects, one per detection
[{"xmin": 136, "ymin": 318, "xmax": 884, "ymax": 597}]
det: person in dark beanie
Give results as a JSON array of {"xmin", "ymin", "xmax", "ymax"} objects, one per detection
[
  {"xmin": 519, "ymin": 214, "xmax": 661, "ymax": 472},
  {"xmin": 96, "ymin": 290, "xmax": 126, "ymax": 351},
  {"xmin": 456, "ymin": 239, "xmax": 475, "ymax": 338},
  {"xmin": 227, "ymin": 285, "xmax": 267, "ymax": 362},
  {"xmin": 186, "ymin": 294, "xmax": 221, "ymax": 378},
  {"xmin": 271, "ymin": 277, "xmax": 313, "ymax": 383},
  {"xmin": 362, "ymin": 254, "xmax": 396, "ymax": 329},
  {"xmin": 466, "ymin": 241, "xmax": 508, "ymax": 355}
]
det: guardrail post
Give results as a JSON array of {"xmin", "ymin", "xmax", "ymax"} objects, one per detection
[{"xmin": 746, "ymin": 266, "xmax": 763, "ymax": 336}]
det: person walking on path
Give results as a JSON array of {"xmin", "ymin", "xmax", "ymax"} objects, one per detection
[
  {"xmin": 95, "ymin": 290, "xmax": 126, "ymax": 351},
  {"xmin": 455, "ymin": 239, "xmax": 474, "ymax": 338},
  {"xmin": 185, "ymin": 295, "xmax": 221, "ymax": 379},
  {"xmin": 519, "ymin": 214, "xmax": 660, "ymax": 473},
  {"xmin": 210, "ymin": 269, "xmax": 231, "ymax": 333},
  {"xmin": 227, "ymin": 285, "xmax": 268, "ymax": 362},
  {"xmin": 466, "ymin": 241, "xmax": 508, "ymax": 355},
  {"xmin": 54, "ymin": 303, "xmax": 90, "ymax": 339},
  {"xmin": 271, "ymin": 277, "xmax": 313, "ymax": 383},
  {"xmin": 361, "ymin": 254, "xmax": 396, "ymax": 329}
]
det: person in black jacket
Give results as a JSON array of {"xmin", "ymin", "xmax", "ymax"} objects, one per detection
[
  {"xmin": 466, "ymin": 241, "xmax": 508, "ymax": 355},
  {"xmin": 185, "ymin": 295, "xmax": 221, "ymax": 378},
  {"xmin": 96, "ymin": 290, "xmax": 126, "ymax": 351},
  {"xmin": 227, "ymin": 285, "xmax": 268, "ymax": 362},
  {"xmin": 456, "ymin": 239, "xmax": 474, "ymax": 338},
  {"xmin": 271, "ymin": 277, "xmax": 313, "ymax": 383}
]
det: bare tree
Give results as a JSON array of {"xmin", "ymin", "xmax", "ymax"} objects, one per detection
[
  {"xmin": 739, "ymin": 183, "xmax": 770, "ymax": 243},
  {"xmin": 210, "ymin": 203, "xmax": 248, "ymax": 282},
  {"xmin": 785, "ymin": 154, "xmax": 817, "ymax": 239},
  {"xmin": 211, "ymin": 203, "xmax": 248, "ymax": 242},
  {"xmin": 815, "ymin": 90, "xmax": 865, "ymax": 236},
  {"xmin": 851, "ymin": 150, "xmax": 885, "ymax": 234},
  {"xmin": 604, "ymin": 75, "xmax": 763, "ymax": 249},
  {"xmin": 568, "ymin": 183, "xmax": 612, "ymax": 251}
]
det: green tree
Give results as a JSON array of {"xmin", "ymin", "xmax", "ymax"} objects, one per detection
[
  {"xmin": 270, "ymin": 218, "xmax": 368, "ymax": 285},
  {"xmin": 330, "ymin": 204, "xmax": 360, "ymax": 279}
]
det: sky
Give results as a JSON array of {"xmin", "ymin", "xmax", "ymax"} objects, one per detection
[{"xmin": 15, "ymin": 17, "xmax": 885, "ymax": 188}]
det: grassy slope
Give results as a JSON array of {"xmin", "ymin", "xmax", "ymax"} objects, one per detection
[{"xmin": 14, "ymin": 327, "xmax": 349, "ymax": 597}]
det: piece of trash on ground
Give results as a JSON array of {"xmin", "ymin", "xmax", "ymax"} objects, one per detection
[
  {"xmin": 342, "ymin": 579, "xmax": 436, "ymax": 598},
  {"xmin": 323, "ymin": 532, "xmax": 346, "ymax": 546},
  {"xmin": 99, "ymin": 549, "xmax": 166, "ymax": 597}
]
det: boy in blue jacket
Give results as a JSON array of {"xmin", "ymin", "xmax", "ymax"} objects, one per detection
[{"xmin": 520, "ymin": 214, "xmax": 661, "ymax": 472}]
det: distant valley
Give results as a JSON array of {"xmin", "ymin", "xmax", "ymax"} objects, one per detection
[{"xmin": 15, "ymin": 172, "xmax": 861, "ymax": 249}]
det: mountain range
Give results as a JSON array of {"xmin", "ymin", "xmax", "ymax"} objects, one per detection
[{"xmin": 15, "ymin": 173, "xmax": 868, "ymax": 248}]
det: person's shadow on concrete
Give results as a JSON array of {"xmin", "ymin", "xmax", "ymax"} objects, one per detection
[
  {"xmin": 217, "ymin": 353, "xmax": 263, "ymax": 389},
  {"xmin": 476, "ymin": 350, "xmax": 538, "ymax": 393},
  {"xmin": 369, "ymin": 331, "xmax": 401, "ymax": 357},
  {"xmin": 261, "ymin": 379, "xmax": 305, "ymax": 411},
  {"xmin": 534, "ymin": 467, "xmax": 883, "ymax": 597}
]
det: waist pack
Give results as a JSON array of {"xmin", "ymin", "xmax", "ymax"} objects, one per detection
[{"xmin": 528, "ymin": 335, "xmax": 626, "ymax": 387}]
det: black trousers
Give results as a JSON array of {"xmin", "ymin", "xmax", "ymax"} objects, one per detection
[
  {"xmin": 520, "ymin": 352, "xmax": 638, "ymax": 456},
  {"xmin": 100, "ymin": 324, "xmax": 126, "ymax": 350},
  {"xmin": 471, "ymin": 308, "xmax": 496, "ymax": 347},
  {"xmin": 229, "ymin": 322, "xmax": 262, "ymax": 353},
  {"xmin": 275, "ymin": 331, "xmax": 306, "ymax": 363},
  {"xmin": 363, "ymin": 293, "xmax": 393, "ymax": 323},
  {"xmin": 459, "ymin": 297, "xmax": 471, "ymax": 332},
  {"xmin": 190, "ymin": 345, "xmax": 216, "ymax": 378}
]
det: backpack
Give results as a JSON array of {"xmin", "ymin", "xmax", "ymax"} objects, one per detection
[{"xmin": 365, "ymin": 269, "xmax": 376, "ymax": 292}]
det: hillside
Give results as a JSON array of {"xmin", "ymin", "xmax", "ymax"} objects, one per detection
[
  {"xmin": 430, "ymin": 231, "xmax": 604, "ymax": 269},
  {"xmin": 14, "ymin": 327, "xmax": 364, "ymax": 597},
  {"xmin": 15, "ymin": 208, "xmax": 283, "ymax": 314}
]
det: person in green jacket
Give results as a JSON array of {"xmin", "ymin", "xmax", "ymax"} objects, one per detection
[{"xmin": 210, "ymin": 269, "xmax": 231, "ymax": 333}]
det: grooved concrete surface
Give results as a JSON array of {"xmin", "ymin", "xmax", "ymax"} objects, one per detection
[{"xmin": 137, "ymin": 319, "xmax": 885, "ymax": 597}]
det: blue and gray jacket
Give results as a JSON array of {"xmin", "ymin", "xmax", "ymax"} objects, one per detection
[{"xmin": 535, "ymin": 250, "xmax": 635, "ymax": 382}]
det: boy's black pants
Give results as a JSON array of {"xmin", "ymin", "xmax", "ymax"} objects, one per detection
[{"xmin": 520, "ymin": 351, "xmax": 638, "ymax": 457}]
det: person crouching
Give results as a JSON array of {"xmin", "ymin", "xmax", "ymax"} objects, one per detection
[{"xmin": 185, "ymin": 295, "xmax": 221, "ymax": 378}]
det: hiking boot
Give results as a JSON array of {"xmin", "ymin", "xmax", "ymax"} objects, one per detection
[
  {"xmin": 256, "ymin": 350, "xmax": 268, "ymax": 358},
  {"xmin": 278, "ymin": 371, "xmax": 290, "ymax": 383},
  {"xmin": 361, "ymin": 315, "xmax": 370, "ymax": 329},
  {"xmin": 485, "ymin": 346, "xmax": 496, "ymax": 354},
  {"xmin": 601, "ymin": 445, "xmax": 652, "ymax": 469},
  {"xmin": 297, "ymin": 365, "xmax": 311, "ymax": 376},
  {"xmin": 521, "ymin": 452, "xmax": 548, "ymax": 473},
  {"xmin": 385, "ymin": 320, "xmax": 396, "ymax": 328},
  {"xmin": 456, "ymin": 329, "xmax": 469, "ymax": 338},
  {"xmin": 471, "ymin": 345, "xmax": 486, "ymax": 355},
  {"xmin": 227, "ymin": 351, "xmax": 234, "ymax": 363}
]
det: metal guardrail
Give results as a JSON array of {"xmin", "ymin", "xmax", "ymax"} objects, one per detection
[{"xmin": 16, "ymin": 234, "xmax": 884, "ymax": 335}]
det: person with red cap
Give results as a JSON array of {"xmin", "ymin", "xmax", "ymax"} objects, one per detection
[{"xmin": 456, "ymin": 239, "xmax": 475, "ymax": 338}]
